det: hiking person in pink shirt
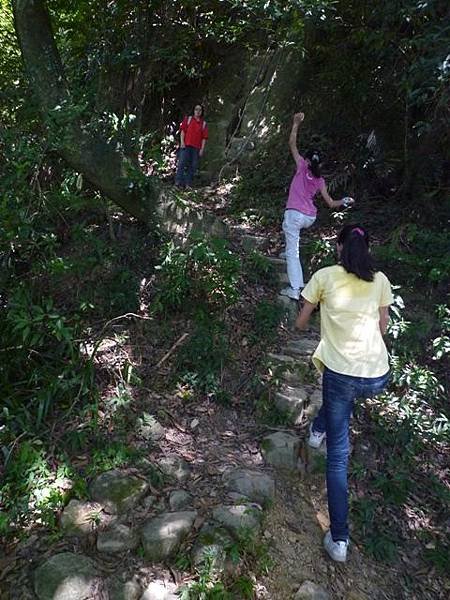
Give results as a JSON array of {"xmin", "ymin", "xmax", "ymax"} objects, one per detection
[{"xmin": 280, "ymin": 112, "xmax": 354, "ymax": 300}]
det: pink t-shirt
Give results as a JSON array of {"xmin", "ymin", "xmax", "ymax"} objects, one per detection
[{"xmin": 286, "ymin": 158, "xmax": 325, "ymax": 217}]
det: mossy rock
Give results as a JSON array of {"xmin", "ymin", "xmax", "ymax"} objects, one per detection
[{"xmin": 89, "ymin": 469, "xmax": 149, "ymax": 514}]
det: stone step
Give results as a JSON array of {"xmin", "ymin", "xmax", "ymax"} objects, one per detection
[
  {"xmin": 276, "ymin": 294, "xmax": 299, "ymax": 327},
  {"xmin": 284, "ymin": 337, "xmax": 318, "ymax": 357},
  {"xmin": 223, "ymin": 468, "xmax": 275, "ymax": 506},
  {"xmin": 279, "ymin": 383, "xmax": 310, "ymax": 399},
  {"xmin": 261, "ymin": 432, "xmax": 300, "ymax": 471},
  {"xmin": 307, "ymin": 387, "xmax": 322, "ymax": 406},
  {"xmin": 279, "ymin": 368, "xmax": 307, "ymax": 386},
  {"xmin": 274, "ymin": 389, "xmax": 307, "ymax": 425},
  {"xmin": 278, "ymin": 359, "xmax": 322, "ymax": 388},
  {"xmin": 267, "ymin": 353, "xmax": 296, "ymax": 365},
  {"xmin": 305, "ymin": 398, "xmax": 322, "ymax": 419},
  {"xmin": 241, "ymin": 234, "xmax": 269, "ymax": 252},
  {"xmin": 266, "ymin": 256, "xmax": 286, "ymax": 272}
]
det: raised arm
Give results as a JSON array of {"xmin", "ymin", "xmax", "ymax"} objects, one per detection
[
  {"xmin": 289, "ymin": 112, "xmax": 305, "ymax": 165},
  {"xmin": 320, "ymin": 185, "xmax": 355, "ymax": 210}
]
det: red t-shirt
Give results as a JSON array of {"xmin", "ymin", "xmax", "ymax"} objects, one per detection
[{"xmin": 180, "ymin": 116, "xmax": 208, "ymax": 150}]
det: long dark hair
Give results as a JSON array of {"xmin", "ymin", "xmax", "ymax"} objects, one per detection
[
  {"xmin": 191, "ymin": 103, "xmax": 205, "ymax": 117},
  {"xmin": 337, "ymin": 224, "xmax": 376, "ymax": 282},
  {"xmin": 304, "ymin": 148, "xmax": 322, "ymax": 178}
]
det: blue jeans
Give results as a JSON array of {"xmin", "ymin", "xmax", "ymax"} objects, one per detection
[
  {"xmin": 175, "ymin": 146, "xmax": 199, "ymax": 187},
  {"xmin": 312, "ymin": 367, "xmax": 389, "ymax": 541}
]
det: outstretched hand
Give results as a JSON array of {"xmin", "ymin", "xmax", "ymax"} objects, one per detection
[
  {"xmin": 293, "ymin": 112, "xmax": 305, "ymax": 124},
  {"xmin": 342, "ymin": 197, "xmax": 355, "ymax": 208}
]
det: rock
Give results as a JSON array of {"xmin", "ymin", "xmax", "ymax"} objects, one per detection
[
  {"xmin": 169, "ymin": 490, "xmax": 192, "ymax": 510},
  {"xmin": 267, "ymin": 353, "xmax": 295, "ymax": 365},
  {"xmin": 309, "ymin": 388, "xmax": 322, "ymax": 406},
  {"xmin": 108, "ymin": 577, "xmax": 142, "ymax": 600},
  {"xmin": 141, "ymin": 511, "xmax": 197, "ymax": 562},
  {"xmin": 157, "ymin": 455, "xmax": 191, "ymax": 482},
  {"xmin": 158, "ymin": 192, "xmax": 229, "ymax": 239},
  {"xmin": 277, "ymin": 294, "xmax": 298, "ymax": 308},
  {"xmin": 223, "ymin": 469, "xmax": 275, "ymax": 506},
  {"xmin": 276, "ymin": 295, "xmax": 299, "ymax": 325},
  {"xmin": 142, "ymin": 495, "xmax": 157, "ymax": 510},
  {"xmin": 34, "ymin": 552, "xmax": 99, "ymax": 600},
  {"xmin": 136, "ymin": 457, "xmax": 160, "ymax": 476},
  {"xmin": 274, "ymin": 388, "xmax": 307, "ymax": 425},
  {"xmin": 97, "ymin": 523, "xmax": 139, "ymax": 553},
  {"xmin": 212, "ymin": 504, "xmax": 262, "ymax": 535},
  {"xmin": 279, "ymin": 367, "xmax": 307, "ymax": 386},
  {"xmin": 307, "ymin": 443, "xmax": 327, "ymax": 474},
  {"xmin": 60, "ymin": 499, "xmax": 105, "ymax": 536},
  {"xmin": 277, "ymin": 272, "xmax": 289, "ymax": 284},
  {"xmin": 137, "ymin": 413, "xmax": 165, "ymax": 442},
  {"xmin": 140, "ymin": 580, "xmax": 179, "ymax": 600},
  {"xmin": 265, "ymin": 256, "xmax": 286, "ymax": 272},
  {"xmin": 285, "ymin": 338, "xmax": 318, "ymax": 357},
  {"xmin": 227, "ymin": 491, "xmax": 251, "ymax": 503},
  {"xmin": 192, "ymin": 524, "xmax": 234, "ymax": 574},
  {"xmin": 306, "ymin": 388, "xmax": 322, "ymax": 417},
  {"xmin": 90, "ymin": 470, "xmax": 149, "ymax": 514},
  {"xmin": 241, "ymin": 234, "xmax": 268, "ymax": 251},
  {"xmin": 261, "ymin": 432, "xmax": 300, "ymax": 470},
  {"xmin": 295, "ymin": 580, "xmax": 330, "ymax": 600}
]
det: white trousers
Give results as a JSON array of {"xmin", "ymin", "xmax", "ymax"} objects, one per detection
[{"xmin": 282, "ymin": 209, "xmax": 316, "ymax": 290}]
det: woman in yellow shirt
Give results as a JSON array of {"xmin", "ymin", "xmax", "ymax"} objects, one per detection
[{"xmin": 296, "ymin": 224, "xmax": 393, "ymax": 562}]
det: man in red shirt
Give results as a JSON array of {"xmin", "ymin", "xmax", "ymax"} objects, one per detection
[{"xmin": 175, "ymin": 104, "xmax": 208, "ymax": 188}]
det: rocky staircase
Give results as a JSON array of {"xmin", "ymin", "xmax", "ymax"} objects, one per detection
[{"xmin": 31, "ymin": 239, "xmax": 330, "ymax": 600}]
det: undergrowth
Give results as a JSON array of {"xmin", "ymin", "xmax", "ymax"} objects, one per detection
[
  {"xmin": 178, "ymin": 527, "xmax": 272, "ymax": 599},
  {"xmin": 349, "ymin": 294, "xmax": 449, "ymax": 568}
]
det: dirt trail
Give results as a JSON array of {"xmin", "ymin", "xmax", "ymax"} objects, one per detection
[
  {"xmin": 259, "ymin": 468, "xmax": 401, "ymax": 599},
  {"xmin": 3, "ymin": 186, "xmax": 445, "ymax": 600}
]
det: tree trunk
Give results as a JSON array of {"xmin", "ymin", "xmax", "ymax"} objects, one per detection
[{"xmin": 12, "ymin": 0, "xmax": 157, "ymax": 224}]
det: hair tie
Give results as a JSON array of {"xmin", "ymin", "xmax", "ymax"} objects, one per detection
[
  {"xmin": 312, "ymin": 153, "xmax": 319, "ymax": 162},
  {"xmin": 352, "ymin": 227, "xmax": 365, "ymax": 236}
]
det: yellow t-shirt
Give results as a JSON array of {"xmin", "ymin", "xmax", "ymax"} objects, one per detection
[{"xmin": 301, "ymin": 265, "xmax": 394, "ymax": 377}]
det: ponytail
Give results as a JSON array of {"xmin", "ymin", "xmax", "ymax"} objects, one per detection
[
  {"xmin": 337, "ymin": 224, "xmax": 375, "ymax": 282},
  {"xmin": 304, "ymin": 148, "xmax": 322, "ymax": 178}
]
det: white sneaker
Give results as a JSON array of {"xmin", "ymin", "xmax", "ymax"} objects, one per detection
[
  {"xmin": 323, "ymin": 530, "xmax": 349, "ymax": 562},
  {"xmin": 308, "ymin": 425, "xmax": 326, "ymax": 449},
  {"xmin": 279, "ymin": 286, "xmax": 300, "ymax": 300}
]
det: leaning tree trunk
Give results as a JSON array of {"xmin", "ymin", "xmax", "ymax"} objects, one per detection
[{"xmin": 12, "ymin": 0, "xmax": 157, "ymax": 224}]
